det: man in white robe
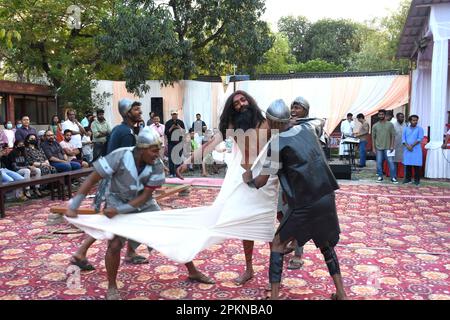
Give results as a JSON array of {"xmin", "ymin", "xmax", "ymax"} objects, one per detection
[{"xmin": 339, "ymin": 113, "xmax": 355, "ymax": 158}]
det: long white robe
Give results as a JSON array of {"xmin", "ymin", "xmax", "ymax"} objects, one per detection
[
  {"xmin": 65, "ymin": 144, "xmax": 278, "ymax": 264},
  {"xmin": 339, "ymin": 120, "xmax": 355, "ymax": 156}
]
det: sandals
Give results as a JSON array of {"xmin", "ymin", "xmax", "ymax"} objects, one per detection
[
  {"xmin": 70, "ymin": 257, "xmax": 95, "ymax": 271},
  {"xmin": 124, "ymin": 255, "xmax": 149, "ymax": 265},
  {"xmin": 287, "ymin": 257, "xmax": 304, "ymax": 270}
]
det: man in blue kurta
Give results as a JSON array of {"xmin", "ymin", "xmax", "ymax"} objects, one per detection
[{"xmin": 402, "ymin": 115, "xmax": 424, "ymax": 185}]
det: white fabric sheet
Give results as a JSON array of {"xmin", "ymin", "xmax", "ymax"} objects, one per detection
[
  {"xmin": 424, "ymin": 4, "xmax": 450, "ymax": 178},
  {"xmin": 425, "ymin": 148, "xmax": 450, "ymax": 178},
  {"xmin": 66, "ymin": 144, "xmax": 278, "ymax": 264}
]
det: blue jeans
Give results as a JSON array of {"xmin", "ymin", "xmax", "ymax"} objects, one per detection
[
  {"xmin": 359, "ymin": 140, "xmax": 367, "ymax": 167},
  {"xmin": 376, "ymin": 149, "xmax": 396, "ymax": 179},
  {"xmin": 51, "ymin": 161, "xmax": 81, "ymax": 172},
  {"xmin": 1, "ymin": 168, "xmax": 25, "ymax": 182}
]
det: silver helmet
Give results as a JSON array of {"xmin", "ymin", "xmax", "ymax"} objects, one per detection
[
  {"xmin": 266, "ymin": 99, "xmax": 290, "ymax": 123},
  {"xmin": 136, "ymin": 126, "xmax": 162, "ymax": 149},
  {"xmin": 291, "ymin": 96, "xmax": 310, "ymax": 113},
  {"xmin": 118, "ymin": 98, "xmax": 134, "ymax": 120}
]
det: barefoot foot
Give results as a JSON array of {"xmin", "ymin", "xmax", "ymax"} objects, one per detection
[{"xmin": 235, "ymin": 270, "xmax": 254, "ymax": 285}]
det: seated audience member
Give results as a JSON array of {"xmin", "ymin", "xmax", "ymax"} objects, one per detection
[
  {"xmin": 40, "ymin": 130, "xmax": 82, "ymax": 172},
  {"xmin": 8, "ymin": 140, "xmax": 42, "ymax": 198},
  {"xmin": 0, "ymin": 146, "xmax": 27, "ymax": 201},
  {"xmin": 60, "ymin": 130, "xmax": 89, "ymax": 168},
  {"xmin": 24, "ymin": 134, "xmax": 57, "ymax": 176}
]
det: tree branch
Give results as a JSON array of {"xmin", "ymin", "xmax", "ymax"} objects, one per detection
[
  {"xmin": 168, "ymin": 0, "xmax": 185, "ymax": 41},
  {"xmin": 192, "ymin": 23, "xmax": 225, "ymax": 50}
]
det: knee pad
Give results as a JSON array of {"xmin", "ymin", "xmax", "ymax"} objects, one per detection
[
  {"xmin": 320, "ymin": 246, "xmax": 341, "ymax": 276},
  {"xmin": 269, "ymin": 252, "xmax": 284, "ymax": 284}
]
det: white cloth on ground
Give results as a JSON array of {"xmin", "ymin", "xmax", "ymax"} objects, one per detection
[{"xmin": 65, "ymin": 143, "xmax": 278, "ymax": 264}]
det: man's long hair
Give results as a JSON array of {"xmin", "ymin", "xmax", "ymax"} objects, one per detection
[{"xmin": 219, "ymin": 90, "xmax": 265, "ymax": 138}]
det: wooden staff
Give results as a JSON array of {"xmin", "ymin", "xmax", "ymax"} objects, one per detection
[{"xmin": 50, "ymin": 184, "xmax": 191, "ymax": 215}]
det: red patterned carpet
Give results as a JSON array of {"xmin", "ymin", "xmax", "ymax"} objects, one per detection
[{"xmin": 0, "ymin": 184, "xmax": 449, "ymax": 300}]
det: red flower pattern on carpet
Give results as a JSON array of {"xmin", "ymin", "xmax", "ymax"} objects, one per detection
[{"xmin": 0, "ymin": 184, "xmax": 449, "ymax": 300}]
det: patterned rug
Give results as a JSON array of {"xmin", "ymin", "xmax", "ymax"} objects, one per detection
[{"xmin": 0, "ymin": 184, "xmax": 449, "ymax": 300}]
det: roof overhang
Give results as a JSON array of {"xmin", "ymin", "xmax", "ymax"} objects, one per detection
[{"xmin": 396, "ymin": 0, "xmax": 450, "ymax": 59}]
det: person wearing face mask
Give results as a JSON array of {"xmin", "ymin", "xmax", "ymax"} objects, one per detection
[
  {"xmin": 24, "ymin": 134, "xmax": 57, "ymax": 176},
  {"xmin": 4, "ymin": 121, "xmax": 15, "ymax": 148},
  {"xmin": 7, "ymin": 140, "xmax": 43, "ymax": 198},
  {"xmin": 15, "ymin": 120, "xmax": 22, "ymax": 131}
]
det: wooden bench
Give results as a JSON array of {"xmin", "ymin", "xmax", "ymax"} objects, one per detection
[
  {"xmin": 0, "ymin": 172, "xmax": 67, "ymax": 218},
  {"xmin": 64, "ymin": 167, "xmax": 94, "ymax": 199}
]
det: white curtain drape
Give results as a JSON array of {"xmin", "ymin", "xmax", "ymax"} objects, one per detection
[
  {"xmin": 181, "ymin": 81, "xmax": 214, "ymax": 131},
  {"xmin": 425, "ymin": 3, "xmax": 450, "ymax": 178},
  {"xmin": 236, "ymin": 75, "xmax": 409, "ymax": 134},
  {"xmin": 411, "ymin": 62, "xmax": 432, "ymax": 131}
]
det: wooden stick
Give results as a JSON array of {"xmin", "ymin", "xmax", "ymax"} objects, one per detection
[{"xmin": 50, "ymin": 184, "xmax": 191, "ymax": 215}]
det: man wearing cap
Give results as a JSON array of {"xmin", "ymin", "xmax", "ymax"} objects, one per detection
[
  {"xmin": 37, "ymin": 130, "xmax": 46, "ymax": 148},
  {"xmin": 66, "ymin": 127, "xmax": 213, "ymax": 299},
  {"xmin": 164, "ymin": 110, "xmax": 185, "ymax": 177},
  {"xmin": 70, "ymin": 100, "xmax": 149, "ymax": 271},
  {"xmin": 243, "ymin": 99, "xmax": 347, "ymax": 300}
]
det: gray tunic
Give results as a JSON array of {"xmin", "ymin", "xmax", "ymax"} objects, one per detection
[
  {"xmin": 393, "ymin": 121, "xmax": 406, "ymax": 163},
  {"xmin": 93, "ymin": 147, "xmax": 165, "ymax": 212}
]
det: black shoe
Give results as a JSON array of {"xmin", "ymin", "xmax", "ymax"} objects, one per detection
[
  {"xmin": 34, "ymin": 188, "xmax": 43, "ymax": 198},
  {"xmin": 402, "ymin": 179, "xmax": 412, "ymax": 184},
  {"xmin": 24, "ymin": 190, "xmax": 33, "ymax": 199}
]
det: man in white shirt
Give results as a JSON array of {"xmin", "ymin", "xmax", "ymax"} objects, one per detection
[
  {"xmin": 62, "ymin": 109, "xmax": 86, "ymax": 159},
  {"xmin": 60, "ymin": 129, "xmax": 89, "ymax": 168},
  {"xmin": 339, "ymin": 113, "xmax": 355, "ymax": 158},
  {"xmin": 149, "ymin": 116, "xmax": 165, "ymax": 160}
]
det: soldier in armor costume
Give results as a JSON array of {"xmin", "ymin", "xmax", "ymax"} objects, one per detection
[{"xmin": 243, "ymin": 99, "xmax": 348, "ymax": 300}]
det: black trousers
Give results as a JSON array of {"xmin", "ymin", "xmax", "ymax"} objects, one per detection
[
  {"xmin": 405, "ymin": 165, "xmax": 421, "ymax": 182},
  {"xmin": 168, "ymin": 143, "xmax": 182, "ymax": 176}
]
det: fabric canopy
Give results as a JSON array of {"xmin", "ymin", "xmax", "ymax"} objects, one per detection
[
  {"xmin": 93, "ymin": 74, "xmax": 409, "ymax": 135},
  {"xmin": 237, "ymin": 75, "xmax": 409, "ymax": 134}
]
